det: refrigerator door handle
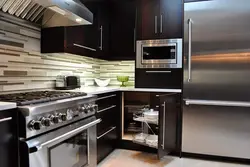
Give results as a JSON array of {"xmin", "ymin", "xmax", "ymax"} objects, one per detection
[
  {"xmin": 187, "ymin": 19, "xmax": 193, "ymax": 82},
  {"xmin": 185, "ymin": 99, "xmax": 250, "ymax": 107}
]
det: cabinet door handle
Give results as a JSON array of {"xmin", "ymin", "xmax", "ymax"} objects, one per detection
[
  {"xmin": 134, "ymin": 28, "xmax": 136, "ymax": 52},
  {"xmin": 73, "ymin": 43, "xmax": 96, "ymax": 52},
  {"xmin": 161, "ymin": 102, "xmax": 166, "ymax": 149},
  {"xmin": 97, "ymin": 94, "xmax": 117, "ymax": 101},
  {"xmin": 0, "ymin": 117, "xmax": 12, "ymax": 123},
  {"xmin": 97, "ymin": 126, "xmax": 116, "ymax": 139},
  {"xmin": 99, "ymin": 26, "xmax": 103, "ymax": 50},
  {"xmin": 187, "ymin": 19, "xmax": 193, "ymax": 82},
  {"xmin": 155, "ymin": 15, "xmax": 158, "ymax": 34},
  {"xmin": 160, "ymin": 14, "xmax": 163, "ymax": 33}
]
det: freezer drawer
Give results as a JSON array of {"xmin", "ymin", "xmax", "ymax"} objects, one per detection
[{"xmin": 182, "ymin": 100, "xmax": 250, "ymax": 159}]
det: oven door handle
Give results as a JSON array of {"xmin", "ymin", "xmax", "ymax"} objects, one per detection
[{"xmin": 31, "ymin": 119, "xmax": 102, "ymax": 152}]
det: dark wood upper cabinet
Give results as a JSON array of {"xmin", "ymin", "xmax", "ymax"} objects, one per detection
[
  {"xmin": 137, "ymin": 0, "xmax": 183, "ymax": 40},
  {"xmin": 137, "ymin": 0, "xmax": 159, "ymax": 40},
  {"xmin": 42, "ymin": 1, "xmax": 110, "ymax": 59},
  {"xmin": 84, "ymin": 1, "xmax": 111, "ymax": 59},
  {"xmin": 109, "ymin": 0, "xmax": 137, "ymax": 60},
  {"xmin": 41, "ymin": 26, "xmax": 97, "ymax": 57},
  {"xmin": 160, "ymin": 0, "xmax": 183, "ymax": 39}
]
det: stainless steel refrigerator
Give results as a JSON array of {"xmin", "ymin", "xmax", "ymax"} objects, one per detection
[{"xmin": 183, "ymin": 0, "xmax": 250, "ymax": 159}]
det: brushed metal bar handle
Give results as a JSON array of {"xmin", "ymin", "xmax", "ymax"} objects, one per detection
[
  {"xmin": 0, "ymin": 117, "xmax": 12, "ymax": 123},
  {"xmin": 97, "ymin": 105, "xmax": 116, "ymax": 113},
  {"xmin": 188, "ymin": 19, "xmax": 192, "ymax": 82},
  {"xmin": 160, "ymin": 14, "xmax": 163, "ymax": 33},
  {"xmin": 185, "ymin": 99, "xmax": 250, "ymax": 107},
  {"xmin": 155, "ymin": 16, "xmax": 158, "ymax": 34},
  {"xmin": 134, "ymin": 28, "xmax": 136, "ymax": 52},
  {"xmin": 36, "ymin": 119, "xmax": 102, "ymax": 150},
  {"xmin": 73, "ymin": 43, "xmax": 96, "ymax": 52},
  {"xmin": 97, "ymin": 126, "xmax": 116, "ymax": 140},
  {"xmin": 99, "ymin": 26, "xmax": 103, "ymax": 50},
  {"xmin": 146, "ymin": 71, "xmax": 171, "ymax": 73},
  {"xmin": 97, "ymin": 94, "xmax": 116, "ymax": 101},
  {"xmin": 161, "ymin": 102, "xmax": 166, "ymax": 149}
]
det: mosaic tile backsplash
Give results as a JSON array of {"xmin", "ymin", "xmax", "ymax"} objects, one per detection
[{"xmin": 0, "ymin": 13, "xmax": 135, "ymax": 92}]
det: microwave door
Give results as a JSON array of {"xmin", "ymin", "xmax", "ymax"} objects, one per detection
[{"xmin": 141, "ymin": 44, "xmax": 177, "ymax": 64}]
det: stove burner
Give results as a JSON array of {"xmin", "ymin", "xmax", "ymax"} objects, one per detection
[{"xmin": 0, "ymin": 91, "xmax": 87, "ymax": 106}]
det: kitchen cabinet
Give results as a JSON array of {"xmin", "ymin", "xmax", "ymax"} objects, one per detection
[
  {"xmin": 121, "ymin": 92, "xmax": 181, "ymax": 157},
  {"xmin": 157, "ymin": 93, "xmax": 181, "ymax": 158},
  {"xmin": 109, "ymin": 0, "xmax": 137, "ymax": 60},
  {"xmin": 137, "ymin": 0, "xmax": 183, "ymax": 40},
  {"xmin": 84, "ymin": 1, "xmax": 110, "ymax": 59},
  {"xmin": 0, "ymin": 109, "xmax": 18, "ymax": 167},
  {"xmin": 96, "ymin": 92, "xmax": 120, "ymax": 163},
  {"xmin": 42, "ymin": 1, "xmax": 110, "ymax": 59},
  {"xmin": 135, "ymin": 68, "xmax": 183, "ymax": 89},
  {"xmin": 41, "ymin": 26, "xmax": 97, "ymax": 57}
]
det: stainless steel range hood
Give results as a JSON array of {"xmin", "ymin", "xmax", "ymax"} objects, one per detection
[{"xmin": 0, "ymin": 0, "xmax": 93, "ymax": 27}]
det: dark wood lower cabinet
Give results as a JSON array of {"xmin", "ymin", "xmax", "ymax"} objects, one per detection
[
  {"xmin": 97, "ymin": 126, "xmax": 117, "ymax": 163},
  {"xmin": 0, "ymin": 109, "xmax": 18, "ymax": 167},
  {"xmin": 121, "ymin": 92, "xmax": 182, "ymax": 158},
  {"xmin": 158, "ymin": 93, "xmax": 181, "ymax": 158},
  {"xmin": 96, "ymin": 92, "xmax": 120, "ymax": 163}
]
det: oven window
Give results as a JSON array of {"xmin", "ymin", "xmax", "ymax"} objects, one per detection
[
  {"xmin": 142, "ymin": 45, "xmax": 176, "ymax": 60},
  {"xmin": 50, "ymin": 130, "xmax": 88, "ymax": 167}
]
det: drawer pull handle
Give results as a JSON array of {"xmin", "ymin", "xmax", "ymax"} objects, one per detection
[
  {"xmin": 0, "ymin": 117, "xmax": 12, "ymax": 123},
  {"xmin": 146, "ymin": 71, "xmax": 171, "ymax": 73},
  {"xmin": 97, "ymin": 105, "xmax": 116, "ymax": 113},
  {"xmin": 97, "ymin": 94, "xmax": 117, "ymax": 101},
  {"xmin": 97, "ymin": 126, "xmax": 116, "ymax": 139}
]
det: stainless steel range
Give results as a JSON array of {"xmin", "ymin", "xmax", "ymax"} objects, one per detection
[{"xmin": 0, "ymin": 91, "xmax": 101, "ymax": 167}]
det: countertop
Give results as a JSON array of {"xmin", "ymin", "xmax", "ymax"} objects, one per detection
[
  {"xmin": 0, "ymin": 102, "xmax": 16, "ymax": 111},
  {"xmin": 73, "ymin": 86, "xmax": 182, "ymax": 95}
]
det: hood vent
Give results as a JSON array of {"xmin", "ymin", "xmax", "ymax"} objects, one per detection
[{"xmin": 0, "ymin": 0, "xmax": 93, "ymax": 27}]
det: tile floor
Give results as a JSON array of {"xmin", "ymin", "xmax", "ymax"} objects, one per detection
[{"xmin": 98, "ymin": 149, "xmax": 249, "ymax": 167}]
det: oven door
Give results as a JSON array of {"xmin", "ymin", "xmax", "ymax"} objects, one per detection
[
  {"xmin": 136, "ymin": 39, "xmax": 183, "ymax": 69},
  {"xmin": 20, "ymin": 116, "xmax": 101, "ymax": 167}
]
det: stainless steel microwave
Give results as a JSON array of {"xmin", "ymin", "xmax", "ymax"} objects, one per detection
[{"xmin": 136, "ymin": 39, "xmax": 183, "ymax": 68}]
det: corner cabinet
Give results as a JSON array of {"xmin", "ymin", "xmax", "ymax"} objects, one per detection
[
  {"xmin": 157, "ymin": 93, "xmax": 181, "ymax": 158},
  {"xmin": 121, "ymin": 92, "xmax": 181, "ymax": 158},
  {"xmin": 136, "ymin": 0, "xmax": 183, "ymax": 40}
]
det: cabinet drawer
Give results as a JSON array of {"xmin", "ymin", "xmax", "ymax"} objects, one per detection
[
  {"xmin": 135, "ymin": 69, "xmax": 182, "ymax": 89},
  {"xmin": 97, "ymin": 93, "xmax": 118, "ymax": 109},
  {"xmin": 97, "ymin": 105, "xmax": 117, "ymax": 136},
  {"xmin": 97, "ymin": 126, "xmax": 117, "ymax": 163}
]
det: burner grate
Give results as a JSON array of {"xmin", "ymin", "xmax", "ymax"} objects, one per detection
[{"xmin": 0, "ymin": 91, "xmax": 87, "ymax": 106}]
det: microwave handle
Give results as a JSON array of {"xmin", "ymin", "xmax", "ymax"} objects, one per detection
[{"xmin": 29, "ymin": 119, "xmax": 102, "ymax": 152}]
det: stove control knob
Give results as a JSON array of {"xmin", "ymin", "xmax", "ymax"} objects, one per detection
[
  {"xmin": 59, "ymin": 113, "xmax": 67, "ymax": 121},
  {"xmin": 92, "ymin": 104, "xmax": 98, "ymax": 112},
  {"xmin": 80, "ymin": 106, "xmax": 86, "ymax": 113},
  {"xmin": 50, "ymin": 115, "xmax": 59, "ymax": 124},
  {"xmin": 29, "ymin": 120, "xmax": 41, "ymax": 130},
  {"xmin": 41, "ymin": 117, "xmax": 51, "ymax": 127}
]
